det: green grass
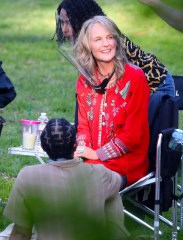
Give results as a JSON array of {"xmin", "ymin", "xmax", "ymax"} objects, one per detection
[{"xmin": 0, "ymin": 0, "xmax": 183, "ymax": 238}]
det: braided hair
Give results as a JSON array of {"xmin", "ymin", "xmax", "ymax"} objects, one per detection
[
  {"xmin": 55, "ymin": 0, "xmax": 105, "ymax": 45},
  {"xmin": 41, "ymin": 118, "xmax": 76, "ymax": 160}
]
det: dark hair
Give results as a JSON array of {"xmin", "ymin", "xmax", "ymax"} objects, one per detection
[
  {"xmin": 40, "ymin": 118, "xmax": 76, "ymax": 160},
  {"xmin": 55, "ymin": 0, "xmax": 105, "ymax": 45}
]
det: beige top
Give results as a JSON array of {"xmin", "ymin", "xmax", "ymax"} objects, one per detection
[{"xmin": 4, "ymin": 159, "xmax": 129, "ymax": 239}]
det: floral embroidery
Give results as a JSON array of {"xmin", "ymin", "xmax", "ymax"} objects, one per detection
[
  {"xmin": 112, "ymin": 107, "xmax": 119, "ymax": 117},
  {"xmin": 86, "ymin": 94, "xmax": 92, "ymax": 106},
  {"xmin": 89, "ymin": 107, "xmax": 94, "ymax": 121},
  {"xmin": 121, "ymin": 102, "xmax": 127, "ymax": 108}
]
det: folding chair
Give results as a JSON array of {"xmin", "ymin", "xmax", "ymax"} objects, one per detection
[
  {"xmin": 173, "ymin": 75, "xmax": 183, "ymax": 230},
  {"xmin": 173, "ymin": 75, "xmax": 183, "ymax": 111},
  {"xmin": 120, "ymin": 92, "xmax": 182, "ymax": 240}
]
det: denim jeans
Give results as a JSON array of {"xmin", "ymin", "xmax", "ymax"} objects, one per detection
[{"xmin": 155, "ymin": 72, "xmax": 175, "ymax": 97}]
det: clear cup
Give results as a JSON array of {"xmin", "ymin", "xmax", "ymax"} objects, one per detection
[{"xmin": 21, "ymin": 120, "xmax": 40, "ymax": 150}]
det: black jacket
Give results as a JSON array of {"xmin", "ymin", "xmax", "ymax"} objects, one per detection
[{"xmin": 0, "ymin": 61, "xmax": 16, "ymax": 108}]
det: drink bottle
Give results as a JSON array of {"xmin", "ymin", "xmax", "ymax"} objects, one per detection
[
  {"xmin": 36, "ymin": 113, "xmax": 49, "ymax": 150},
  {"xmin": 169, "ymin": 129, "xmax": 183, "ymax": 151}
]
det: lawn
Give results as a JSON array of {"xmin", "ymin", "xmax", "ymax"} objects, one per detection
[{"xmin": 0, "ymin": 0, "xmax": 183, "ymax": 239}]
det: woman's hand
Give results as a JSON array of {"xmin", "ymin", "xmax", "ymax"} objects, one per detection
[{"xmin": 74, "ymin": 146, "xmax": 98, "ymax": 160}]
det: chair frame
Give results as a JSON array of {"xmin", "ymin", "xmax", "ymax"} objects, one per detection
[
  {"xmin": 173, "ymin": 75, "xmax": 183, "ymax": 230},
  {"xmin": 120, "ymin": 130, "xmax": 181, "ymax": 239},
  {"xmin": 120, "ymin": 75, "xmax": 183, "ymax": 239}
]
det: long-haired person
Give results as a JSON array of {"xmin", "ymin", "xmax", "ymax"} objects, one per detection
[{"xmin": 74, "ymin": 16, "xmax": 150, "ymax": 188}]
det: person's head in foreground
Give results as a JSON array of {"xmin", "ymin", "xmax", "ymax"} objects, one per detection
[
  {"xmin": 74, "ymin": 15, "xmax": 127, "ymax": 85},
  {"xmin": 55, "ymin": 0, "xmax": 105, "ymax": 44},
  {"xmin": 41, "ymin": 118, "xmax": 76, "ymax": 160}
]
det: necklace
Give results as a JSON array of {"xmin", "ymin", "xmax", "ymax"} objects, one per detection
[
  {"xmin": 98, "ymin": 67, "xmax": 115, "ymax": 78},
  {"xmin": 94, "ymin": 68, "xmax": 115, "ymax": 94}
]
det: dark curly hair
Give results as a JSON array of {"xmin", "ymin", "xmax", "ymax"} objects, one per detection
[
  {"xmin": 40, "ymin": 118, "xmax": 76, "ymax": 160},
  {"xmin": 55, "ymin": 0, "xmax": 105, "ymax": 45}
]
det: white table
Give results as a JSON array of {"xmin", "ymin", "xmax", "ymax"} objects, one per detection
[{"xmin": 8, "ymin": 147, "xmax": 48, "ymax": 164}]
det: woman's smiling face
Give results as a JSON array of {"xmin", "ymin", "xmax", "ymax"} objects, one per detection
[{"xmin": 89, "ymin": 23, "xmax": 117, "ymax": 64}]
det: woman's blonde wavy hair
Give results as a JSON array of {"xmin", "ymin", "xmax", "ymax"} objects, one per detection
[{"xmin": 74, "ymin": 16, "xmax": 128, "ymax": 85}]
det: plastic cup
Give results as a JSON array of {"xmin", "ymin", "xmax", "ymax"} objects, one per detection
[{"xmin": 21, "ymin": 120, "xmax": 40, "ymax": 150}]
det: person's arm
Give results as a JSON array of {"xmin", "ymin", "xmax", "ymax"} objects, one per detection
[
  {"xmin": 10, "ymin": 224, "xmax": 32, "ymax": 240},
  {"xmin": 139, "ymin": 0, "xmax": 183, "ymax": 32},
  {"xmin": 123, "ymin": 35, "xmax": 167, "ymax": 94},
  {"xmin": 75, "ymin": 75, "xmax": 92, "ymax": 147},
  {"xmin": 74, "ymin": 76, "xmax": 98, "ymax": 159}
]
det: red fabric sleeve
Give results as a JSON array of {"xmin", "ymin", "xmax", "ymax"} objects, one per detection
[{"xmin": 76, "ymin": 76, "xmax": 92, "ymax": 147}]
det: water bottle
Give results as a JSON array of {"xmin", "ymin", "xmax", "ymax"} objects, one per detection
[
  {"xmin": 36, "ymin": 113, "xmax": 49, "ymax": 150},
  {"xmin": 169, "ymin": 129, "xmax": 183, "ymax": 151}
]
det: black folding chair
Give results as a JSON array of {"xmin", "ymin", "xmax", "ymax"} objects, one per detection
[
  {"xmin": 120, "ymin": 92, "xmax": 182, "ymax": 239},
  {"xmin": 173, "ymin": 75, "xmax": 183, "ymax": 230},
  {"xmin": 173, "ymin": 75, "xmax": 183, "ymax": 111}
]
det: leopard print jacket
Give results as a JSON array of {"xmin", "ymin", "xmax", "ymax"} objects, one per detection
[{"xmin": 123, "ymin": 36, "xmax": 168, "ymax": 94}]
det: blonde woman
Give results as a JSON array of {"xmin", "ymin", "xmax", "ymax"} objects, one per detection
[{"xmin": 74, "ymin": 16, "xmax": 150, "ymax": 188}]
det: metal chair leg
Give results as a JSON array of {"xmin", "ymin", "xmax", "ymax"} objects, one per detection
[
  {"xmin": 172, "ymin": 174, "xmax": 178, "ymax": 240},
  {"xmin": 154, "ymin": 133, "xmax": 163, "ymax": 240},
  {"xmin": 180, "ymin": 154, "xmax": 183, "ymax": 229}
]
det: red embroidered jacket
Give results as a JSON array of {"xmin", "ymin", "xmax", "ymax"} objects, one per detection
[{"xmin": 76, "ymin": 63, "xmax": 150, "ymax": 186}]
